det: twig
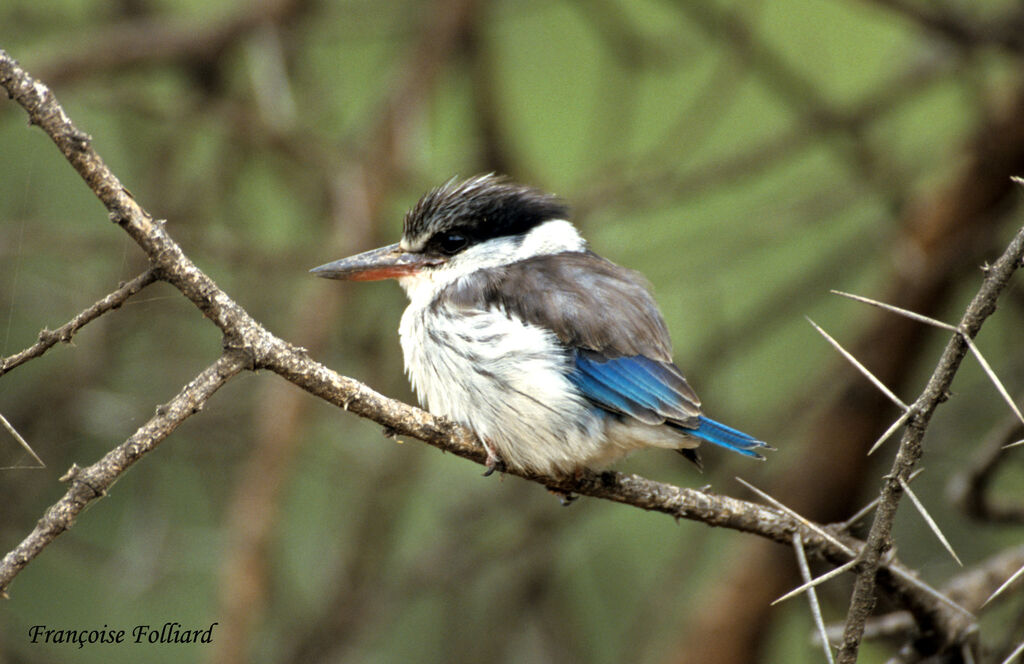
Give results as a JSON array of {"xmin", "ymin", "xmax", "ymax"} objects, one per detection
[
  {"xmin": 0, "ymin": 269, "xmax": 159, "ymax": 378},
  {"xmin": 949, "ymin": 415, "xmax": 1024, "ymax": 524},
  {"xmin": 822, "ymin": 544, "xmax": 1024, "ymax": 644},
  {"xmin": 946, "ymin": 544, "xmax": 1024, "ymax": 613},
  {"xmin": 886, "ymin": 565, "xmax": 974, "ymax": 619}
]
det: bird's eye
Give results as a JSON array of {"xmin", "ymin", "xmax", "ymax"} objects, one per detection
[{"xmin": 436, "ymin": 232, "xmax": 469, "ymax": 255}]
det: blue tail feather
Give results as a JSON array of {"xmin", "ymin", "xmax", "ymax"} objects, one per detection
[{"xmin": 690, "ymin": 416, "xmax": 770, "ymax": 459}]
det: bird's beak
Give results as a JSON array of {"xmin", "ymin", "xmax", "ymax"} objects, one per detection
[{"xmin": 310, "ymin": 243, "xmax": 442, "ymax": 281}]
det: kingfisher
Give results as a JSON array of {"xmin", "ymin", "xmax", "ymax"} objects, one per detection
[{"xmin": 312, "ymin": 175, "xmax": 769, "ymax": 477}]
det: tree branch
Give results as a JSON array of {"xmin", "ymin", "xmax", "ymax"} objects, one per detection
[{"xmin": 0, "ymin": 351, "xmax": 246, "ymax": 596}]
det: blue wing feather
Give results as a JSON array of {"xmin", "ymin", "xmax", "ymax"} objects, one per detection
[
  {"xmin": 571, "ymin": 363, "xmax": 656, "ymax": 423},
  {"xmin": 573, "ymin": 357, "xmax": 664, "ymax": 425},
  {"xmin": 570, "ymin": 352, "xmax": 700, "ymax": 426},
  {"xmin": 569, "ymin": 351, "xmax": 770, "ymax": 458},
  {"xmin": 590, "ymin": 356, "xmax": 694, "ymax": 420}
]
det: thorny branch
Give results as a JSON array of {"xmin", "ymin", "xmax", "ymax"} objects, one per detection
[
  {"xmin": 836, "ymin": 225, "xmax": 1024, "ymax": 662},
  {"xmin": 821, "ymin": 544, "xmax": 1024, "ymax": 645},
  {"xmin": 1, "ymin": 47, "xmax": 1022, "ymax": 661}
]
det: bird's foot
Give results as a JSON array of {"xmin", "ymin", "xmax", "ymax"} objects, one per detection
[
  {"xmin": 547, "ymin": 487, "xmax": 577, "ymax": 506},
  {"xmin": 481, "ymin": 440, "xmax": 506, "ymax": 477},
  {"xmin": 482, "ymin": 456, "xmax": 506, "ymax": 477}
]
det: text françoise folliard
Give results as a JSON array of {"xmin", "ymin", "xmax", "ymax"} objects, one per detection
[{"xmin": 29, "ymin": 622, "xmax": 218, "ymax": 648}]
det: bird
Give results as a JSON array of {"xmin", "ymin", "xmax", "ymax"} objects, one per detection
[{"xmin": 311, "ymin": 174, "xmax": 770, "ymax": 477}]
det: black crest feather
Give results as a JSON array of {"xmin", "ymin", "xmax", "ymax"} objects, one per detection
[{"xmin": 403, "ymin": 174, "xmax": 569, "ymax": 246}]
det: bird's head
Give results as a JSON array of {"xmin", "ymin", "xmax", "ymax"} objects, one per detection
[{"xmin": 311, "ymin": 174, "xmax": 584, "ymax": 294}]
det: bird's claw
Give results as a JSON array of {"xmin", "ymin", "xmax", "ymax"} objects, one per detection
[
  {"xmin": 482, "ymin": 444, "xmax": 506, "ymax": 477},
  {"xmin": 547, "ymin": 487, "xmax": 577, "ymax": 505}
]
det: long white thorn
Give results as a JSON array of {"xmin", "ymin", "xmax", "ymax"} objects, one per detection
[
  {"xmin": 736, "ymin": 477, "xmax": 856, "ymax": 557},
  {"xmin": 960, "ymin": 333, "xmax": 1024, "ymax": 427},
  {"xmin": 792, "ymin": 532, "xmax": 836, "ymax": 664},
  {"xmin": 840, "ymin": 469, "xmax": 925, "ymax": 530},
  {"xmin": 806, "ymin": 318, "xmax": 908, "ymax": 411},
  {"xmin": 1001, "ymin": 640, "xmax": 1024, "ymax": 664},
  {"xmin": 830, "ymin": 289, "xmax": 1024, "ymax": 430},
  {"xmin": 830, "ymin": 290, "xmax": 957, "ymax": 331},
  {"xmin": 982, "ymin": 562, "xmax": 1024, "ymax": 608},
  {"xmin": 0, "ymin": 411, "xmax": 45, "ymax": 469},
  {"xmin": 867, "ymin": 408, "xmax": 915, "ymax": 456},
  {"xmin": 898, "ymin": 476, "xmax": 962, "ymax": 566},
  {"xmin": 772, "ymin": 559, "xmax": 859, "ymax": 606},
  {"xmin": 888, "ymin": 565, "xmax": 973, "ymax": 617}
]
